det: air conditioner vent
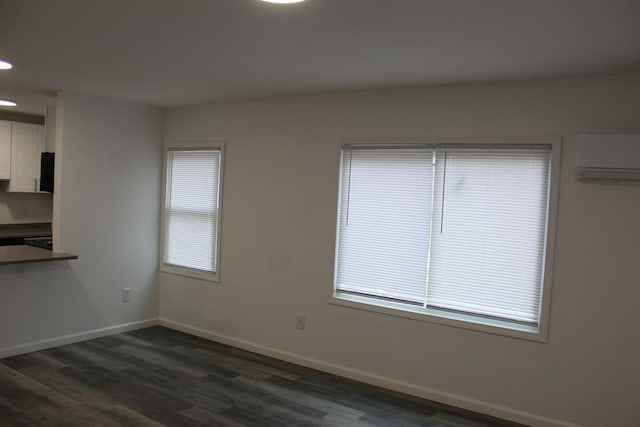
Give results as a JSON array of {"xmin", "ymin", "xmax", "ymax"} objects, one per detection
[{"xmin": 576, "ymin": 135, "xmax": 640, "ymax": 183}]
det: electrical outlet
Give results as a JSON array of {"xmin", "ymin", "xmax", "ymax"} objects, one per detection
[
  {"xmin": 122, "ymin": 288, "xmax": 131, "ymax": 302},
  {"xmin": 296, "ymin": 314, "xmax": 306, "ymax": 330}
]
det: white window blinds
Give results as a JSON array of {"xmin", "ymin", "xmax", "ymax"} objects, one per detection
[
  {"xmin": 428, "ymin": 149, "xmax": 550, "ymax": 323},
  {"xmin": 164, "ymin": 149, "xmax": 221, "ymax": 273},
  {"xmin": 335, "ymin": 145, "xmax": 551, "ymax": 325},
  {"xmin": 335, "ymin": 149, "xmax": 433, "ymax": 304}
]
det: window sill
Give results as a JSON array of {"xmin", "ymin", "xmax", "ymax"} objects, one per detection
[
  {"xmin": 160, "ymin": 264, "xmax": 218, "ymax": 283},
  {"xmin": 329, "ymin": 293, "xmax": 548, "ymax": 343}
]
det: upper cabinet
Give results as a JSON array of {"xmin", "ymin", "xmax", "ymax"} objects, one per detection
[
  {"xmin": 8, "ymin": 122, "xmax": 45, "ymax": 192},
  {"xmin": 0, "ymin": 120, "xmax": 11, "ymax": 180}
]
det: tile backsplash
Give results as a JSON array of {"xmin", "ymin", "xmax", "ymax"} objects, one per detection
[{"xmin": 0, "ymin": 191, "xmax": 53, "ymax": 224}]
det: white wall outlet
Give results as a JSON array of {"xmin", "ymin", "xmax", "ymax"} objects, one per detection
[
  {"xmin": 122, "ymin": 288, "xmax": 131, "ymax": 302},
  {"xmin": 296, "ymin": 314, "xmax": 306, "ymax": 330}
]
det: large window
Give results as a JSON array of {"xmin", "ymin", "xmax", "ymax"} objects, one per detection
[
  {"xmin": 162, "ymin": 147, "xmax": 223, "ymax": 281},
  {"xmin": 333, "ymin": 140, "xmax": 559, "ymax": 339}
]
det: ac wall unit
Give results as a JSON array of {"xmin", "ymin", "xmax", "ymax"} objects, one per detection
[{"xmin": 575, "ymin": 134, "xmax": 640, "ymax": 183}]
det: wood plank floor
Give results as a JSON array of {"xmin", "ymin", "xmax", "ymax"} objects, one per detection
[{"xmin": 0, "ymin": 327, "xmax": 523, "ymax": 426}]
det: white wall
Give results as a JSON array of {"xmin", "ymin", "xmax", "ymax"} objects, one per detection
[
  {"xmin": 0, "ymin": 192, "xmax": 52, "ymax": 224},
  {"xmin": 160, "ymin": 74, "xmax": 640, "ymax": 427},
  {"xmin": 0, "ymin": 92, "xmax": 162, "ymax": 353}
]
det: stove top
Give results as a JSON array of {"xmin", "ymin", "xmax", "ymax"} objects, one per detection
[{"xmin": 24, "ymin": 237, "xmax": 53, "ymax": 250}]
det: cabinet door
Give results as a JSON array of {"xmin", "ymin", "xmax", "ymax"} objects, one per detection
[
  {"xmin": 0, "ymin": 120, "xmax": 11, "ymax": 180},
  {"xmin": 8, "ymin": 122, "xmax": 45, "ymax": 192}
]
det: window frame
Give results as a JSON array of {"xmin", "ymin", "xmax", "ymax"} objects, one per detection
[
  {"xmin": 330, "ymin": 136, "xmax": 561, "ymax": 342},
  {"xmin": 160, "ymin": 141, "xmax": 225, "ymax": 283}
]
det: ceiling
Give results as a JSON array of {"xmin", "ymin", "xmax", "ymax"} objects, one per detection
[{"xmin": 1, "ymin": 0, "xmax": 639, "ymax": 114}]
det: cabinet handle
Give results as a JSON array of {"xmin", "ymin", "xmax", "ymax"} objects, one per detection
[{"xmin": 34, "ymin": 178, "xmax": 37, "ymax": 192}]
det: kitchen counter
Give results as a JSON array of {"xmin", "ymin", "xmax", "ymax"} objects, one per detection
[{"xmin": 0, "ymin": 245, "xmax": 77, "ymax": 265}]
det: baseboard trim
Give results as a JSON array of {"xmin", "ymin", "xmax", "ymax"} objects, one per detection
[
  {"xmin": 159, "ymin": 317, "xmax": 580, "ymax": 427},
  {"xmin": 0, "ymin": 318, "xmax": 159, "ymax": 358}
]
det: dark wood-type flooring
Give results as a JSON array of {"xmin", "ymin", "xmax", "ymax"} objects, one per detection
[{"xmin": 0, "ymin": 326, "xmax": 523, "ymax": 426}]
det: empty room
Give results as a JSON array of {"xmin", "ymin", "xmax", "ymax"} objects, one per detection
[{"xmin": 0, "ymin": 1, "xmax": 639, "ymax": 426}]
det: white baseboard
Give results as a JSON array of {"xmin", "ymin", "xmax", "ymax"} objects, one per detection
[
  {"xmin": 0, "ymin": 318, "xmax": 159, "ymax": 358},
  {"xmin": 159, "ymin": 317, "xmax": 580, "ymax": 427}
]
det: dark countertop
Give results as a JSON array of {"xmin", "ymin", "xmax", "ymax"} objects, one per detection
[
  {"xmin": 0, "ymin": 245, "xmax": 77, "ymax": 265},
  {"xmin": 0, "ymin": 223, "xmax": 52, "ymax": 238}
]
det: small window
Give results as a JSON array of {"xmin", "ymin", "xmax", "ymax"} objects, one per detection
[
  {"xmin": 162, "ymin": 147, "xmax": 223, "ymax": 281},
  {"xmin": 333, "ymin": 140, "xmax": 559, "ymax": 339}
]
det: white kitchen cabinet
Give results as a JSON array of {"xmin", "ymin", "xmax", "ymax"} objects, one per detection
[
  {"xmin": 8, "ymin": 122, "xmax": 45, "ymax": 192},
  {"xmin": 0, "ymin": 120, "xmax": 11, "ymax": 180}
]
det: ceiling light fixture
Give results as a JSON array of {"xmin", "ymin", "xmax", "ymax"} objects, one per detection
[
  {"xmin": 0, "ymin": 60, "xmax": 12, "ymax": 70},
  {"xmin": 0, "ymin": 99, "xmax": 17, "ymax": 107},
  {"xmin": 260, "ymin": 0, "xmax": 305, "ymax": 4}
]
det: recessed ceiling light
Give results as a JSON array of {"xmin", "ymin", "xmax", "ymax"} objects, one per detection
[
  {"xmin": 0, "ymin": 99, "xmax": 17, "ymax": 107},
  {"xmin": 0, "ymin": 60, "xmax": 12, "ymax": 70},
  {"xmin": 260, "ymin": 0, "xmax": 305, "ymax": 4}
]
